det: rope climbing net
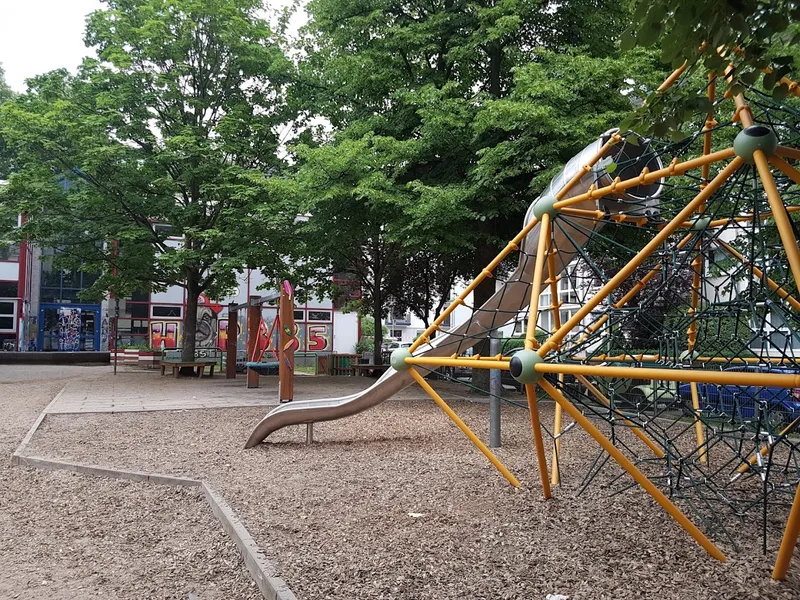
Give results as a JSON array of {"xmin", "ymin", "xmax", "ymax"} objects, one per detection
[{"xmin": 393, "ymin": 67, "xmax": 800, "ymax": 578}]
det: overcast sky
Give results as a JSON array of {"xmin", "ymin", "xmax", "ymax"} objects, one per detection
[
  {"xmin": 0, "ymin": 0, "xmax": 105, "ymax": 92},
  {"xmin": 0, "ymin": 1, "xmax": 305, "ymax": 93}
]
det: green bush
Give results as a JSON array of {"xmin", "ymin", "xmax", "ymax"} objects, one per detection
[{"xmin": 501, "ymin": 332, "xmax": 547, "ymax": 353}]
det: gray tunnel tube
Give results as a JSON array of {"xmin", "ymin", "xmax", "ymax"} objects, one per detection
[{"xmin": 244, "ymin": 129, "xmax": 663, "ymax": 448}]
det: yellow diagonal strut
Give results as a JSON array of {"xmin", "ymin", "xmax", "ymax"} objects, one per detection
[
  {"xmin": 537, "ymin": 378, "xmax": 727, "ymax": 561},
  {"xmin": 407, "ymin": 367, "xmax": 520, "ymax": 487}
]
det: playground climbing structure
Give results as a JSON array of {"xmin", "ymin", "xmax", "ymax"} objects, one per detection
[{"xmin": 248, "ymin": 69, "xmax": 800, "ymax": 579}]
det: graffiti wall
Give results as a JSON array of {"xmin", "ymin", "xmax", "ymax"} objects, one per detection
[
  {"xmin": 299, "ymin": 323, "xmax": 332, "ymax": 352},
  {"xmin": 197, "ymin": 293, "xmax": 223, "ymax": 348},
  {"xmin": 150, "ymin": 321, "xmax": 181, "ymax": 349},
  {"xmin": 100, "ymin": 314, "xmax": 109, "ymax": 351},
  {"xmin": 221, "ymin": 305, "xmax": 335, "ymax": 356},
  {"xmin": 58, "ymin": 307, "xmax": 81, "ymax": 352}
]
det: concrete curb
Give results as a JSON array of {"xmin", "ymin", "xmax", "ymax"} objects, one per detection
[
  {"xmin": 11, "ymin": 403, "xmax": 298, "ymax": 600},
  {"xmin": 12, "ymin": 385, "xmax": 67, "ymax": 460},
  {"xmin": 202, "ymin": 484, "xmax": 298, "ymax": 600}
]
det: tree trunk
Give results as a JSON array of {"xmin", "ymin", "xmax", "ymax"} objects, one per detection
[
  {"xmin": 471, "ymin": 244, "xmax": 497, "ymax": 389},
  {"xmin": 180, "ymin": 274, "xmax": 200, "ymax": 375},
  {"xmin": 373, "ymin": 287, "xmax": 384, "ymax": 365},
  {"xmin": 470, "ymin": 41, "xmax": 504, "ymax": 390}
]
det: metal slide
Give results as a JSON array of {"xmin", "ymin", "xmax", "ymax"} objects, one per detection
[{"xmin": 245, "ymin": 130, "xmax": 663, "ymax": 447}]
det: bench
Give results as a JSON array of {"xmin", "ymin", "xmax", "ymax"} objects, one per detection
[
  {"xmin": 159, "ymin": 348, "xmax": 222, "ymax": 379},
  {"xmin": 352, "ymin": 364, "xmax": 391, "ymax": 377},
  {"xmin": 160, "ymin": 361, "xmax": 216, "ymax": 378}
]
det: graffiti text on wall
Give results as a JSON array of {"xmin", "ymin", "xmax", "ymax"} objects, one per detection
[{"xmin": 58, "ymin": 307, "xmax": 81, "ymax": 352}]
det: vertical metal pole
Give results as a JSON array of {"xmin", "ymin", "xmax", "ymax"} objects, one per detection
[
  {"xmin": 113, "ymin": 297, "xmax": 119, "ymax": 376},
  {"xmin": 226, "ymin": 303, "xmax": 237, "ymax": 379},
  {"xmin": 489, "ymin": 328, "xmax": 502, "ymax": 448},
  {"xmin": 306, "ymin": 423, "xmax": 314, "ymax": 445},
  {"xmin": 246, "ymin": 296, "xmax": 260, "ymax": 389}
]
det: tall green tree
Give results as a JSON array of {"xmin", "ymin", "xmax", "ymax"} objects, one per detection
[
  {"xmin": 0, "ymin": 0, "xmax": 296, "ymax": 364},
  {"xmin": 289, "ymin": 0, "xmax": 645, "ymax": 368},
  {"xmin": 623, "ymin": 0, "xmax": 800, "ymax": 137},
  {"xmin": 0, "ymin": 64, "xmax": 15, "ymax": 179}
]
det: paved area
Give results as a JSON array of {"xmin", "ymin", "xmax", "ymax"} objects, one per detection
[
  {"xmin": 0, "ymin": 363, "xmax": 112, "ymax": 383},
  {"xmin": 40, "ymin": 369, "xmax": 471, "ymax": 414}
]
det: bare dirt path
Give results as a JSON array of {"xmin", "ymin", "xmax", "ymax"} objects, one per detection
[
  {"xmin": 22, "ymin": 370, "xmax": 800, "ymax": 600},
  {"xmin": 0, "ymin": 369, "xmax": 260, "ymax": 600}
]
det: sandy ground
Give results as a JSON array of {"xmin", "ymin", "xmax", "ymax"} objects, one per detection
[
  {"xmin": 20, "ymin": 370, "xmax": 800, "ymax": 600},
  {"xmin": 0, "ymin": 370, "xmax": 260, "ymax": 600}
]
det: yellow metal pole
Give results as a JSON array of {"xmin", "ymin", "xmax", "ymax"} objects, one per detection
[
  {"xmin": 535, "ymin": 362, "xmax": 800, "ymax": 389},
  {"xmin": 405, "ymin": 357, "xmax": 509, "ymax": 370},
  {"xmin": 409, "ymin": 216, "xmax": 538, "ymax": 353},
  {"xmin": 409, "ymin": 132, "xmax": 624, "ymax": 354},
  {"xmin": 701, "ymin": 73, "xmax": 717, "ymax": 184},
  {"xmin": 770, "ymin": 155, "xmax": 800, "ymax": 186},
  {"xmin": 702, "ymin": 207, "xmax": 800, "ymax": 229},
  {"xmin": 753, "ymin": 149, "xmax": 800, "ymax": 288},
  {"xmin": 550, "ymin": 378, "xmax": 564, "ymax": 486},
  {"xmin": 540, "ymin": 157, "xmax": 744, "ymax": 356},
  {"xmin": 574, "ymin": 373, "xmax": 665, "ymax": 458},
  {"xmin": 715, "ymin": 239, "xmax": 800, "ymax": 312},
  {"xmin": 689, "ymin": 382, "xmax": 708, "ymax": 463},
  {"xmin": 777, "ymin": 146, "xmax": 800, "ymax": 161},
  {"xmin": 772, "ymin": 483, "xmax": 800, "ymax": 580},
  {"xmin": 732, "ymin": 93, "xmax": 754, "ymax": 128},
  {"xmin": 524, "ymin": 383, "xmax": 552, "ymax": 499},
  {"xmin": 547, "ymin": 248, "xmax": 566, "ymax": 486},
  {"xmin": 657, "ymin": 61, "xmax": 688, "ymax": 93},
  {"xmin": 525, "ymin": 213, "xmax": 551, "ymax": 350},
  {"xmin": 560, "ymin": 207, "xmax": 605, "ymax": 220},
  {"xmin": 571, "ymin": 354, "xmax": 798, "ymax": 365},
  {"xmin": 552, "ymin": 148, "xmax": 735, "ymax": 211},
  {"xmin": 408, "ymin": 367, "xmax": 521, "ymax": 487},
  {"xmin": 554, "ymin": 134, "xmax": 622, "ymax": 201},
  {"xmin": 687, "ymin": 254, "xmax": 702, "ymax": 352},
  {"xmin": 537, "ymin": 378, "xmax": 727, "ymax": 561}
]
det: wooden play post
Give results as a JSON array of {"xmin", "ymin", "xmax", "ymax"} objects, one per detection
[
  {"xmin": 278, "ymin": 281, "xmax": 296, "ymax": 403},
  {"xmin": 226, "ymin": 302, "xmax": 238, "ymax": 379},
  {"xmin": 246, "ymin": 295, "xmax": 260, "ymax": 389}
]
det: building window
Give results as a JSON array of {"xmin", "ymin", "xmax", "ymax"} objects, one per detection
[
  {"xmin": 130, "ymin": 290, "xmax": 150, "ymax": 303},
  {"xmin": 0, "ymin": 300, "xmax": 16, "ymax": 331},
  {"xmin": 539, "ymin": 312, "xmax": 553, "ymax": 334},
  {"xmin": 293, "ymin": 310, "xmax": 304, "ymax": 321},
  {"xmin": 152, "ymin": 305, "xmax": 182, "ymax": 318},
  {"xmin": 391, "ymin": 329, "xmax": 403, "ymax": 338},
  {"xmin": 129, "ymin": 303, "xmax": 149, "ymax": 318},
  {"xmin": 559, "ymin": 275, "xmax": 577, "ymax": 304},
  {"xmin": 0, "ymin": 281, "xmax": 19, "ymax": 297},
  {"xmin": 390, "ymin": 306, "xmax": 410, "ymax": 325},
  {"xmin": 0, "ymin": 244, "xmax": 19, "ymax": 261},
  {"xmin": 332, "ymin": 271, "xmax": 361, "ymax": 310},
  {"xmin": 308, "ymin": 310, "xmax": 332, "ymax": 322},
  {"xmin": 39, "ymin": 250, "xmax": 100, "ymax": 303}
]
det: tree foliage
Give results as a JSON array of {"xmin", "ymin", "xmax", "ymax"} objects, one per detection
[
  {"xmin": 0, "ymin": 0, "xmax": 296, "ymax": 361},
  {"xmin": 625, "ymin": 0, "xmax": 800, "ymax": 137},
  {"xmin": 286, "ymin": 0, "xmax": 645, "ymax": 363},
  {"xmin": 0, "ymin": 64, "xmax": 15, "ymax": 179}
]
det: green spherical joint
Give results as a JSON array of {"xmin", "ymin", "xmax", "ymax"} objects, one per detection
[
  {"xmin": 733, "ymin": 126, "xmax": 778, "ymax": 164},
  {"xmin": 690, "ymin": 217, "xmax": 711, "ymax": 231},
  {"xmin": 509, "ymin": 350, "xmax": 544, "ymax": 384},
  {"xmin": 533, "ymin": 195, "xmax": 559, "ymax": 220},
  {"xmin": 390, "ymin": 348, "xmax": 413, "ymax": 371}
]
